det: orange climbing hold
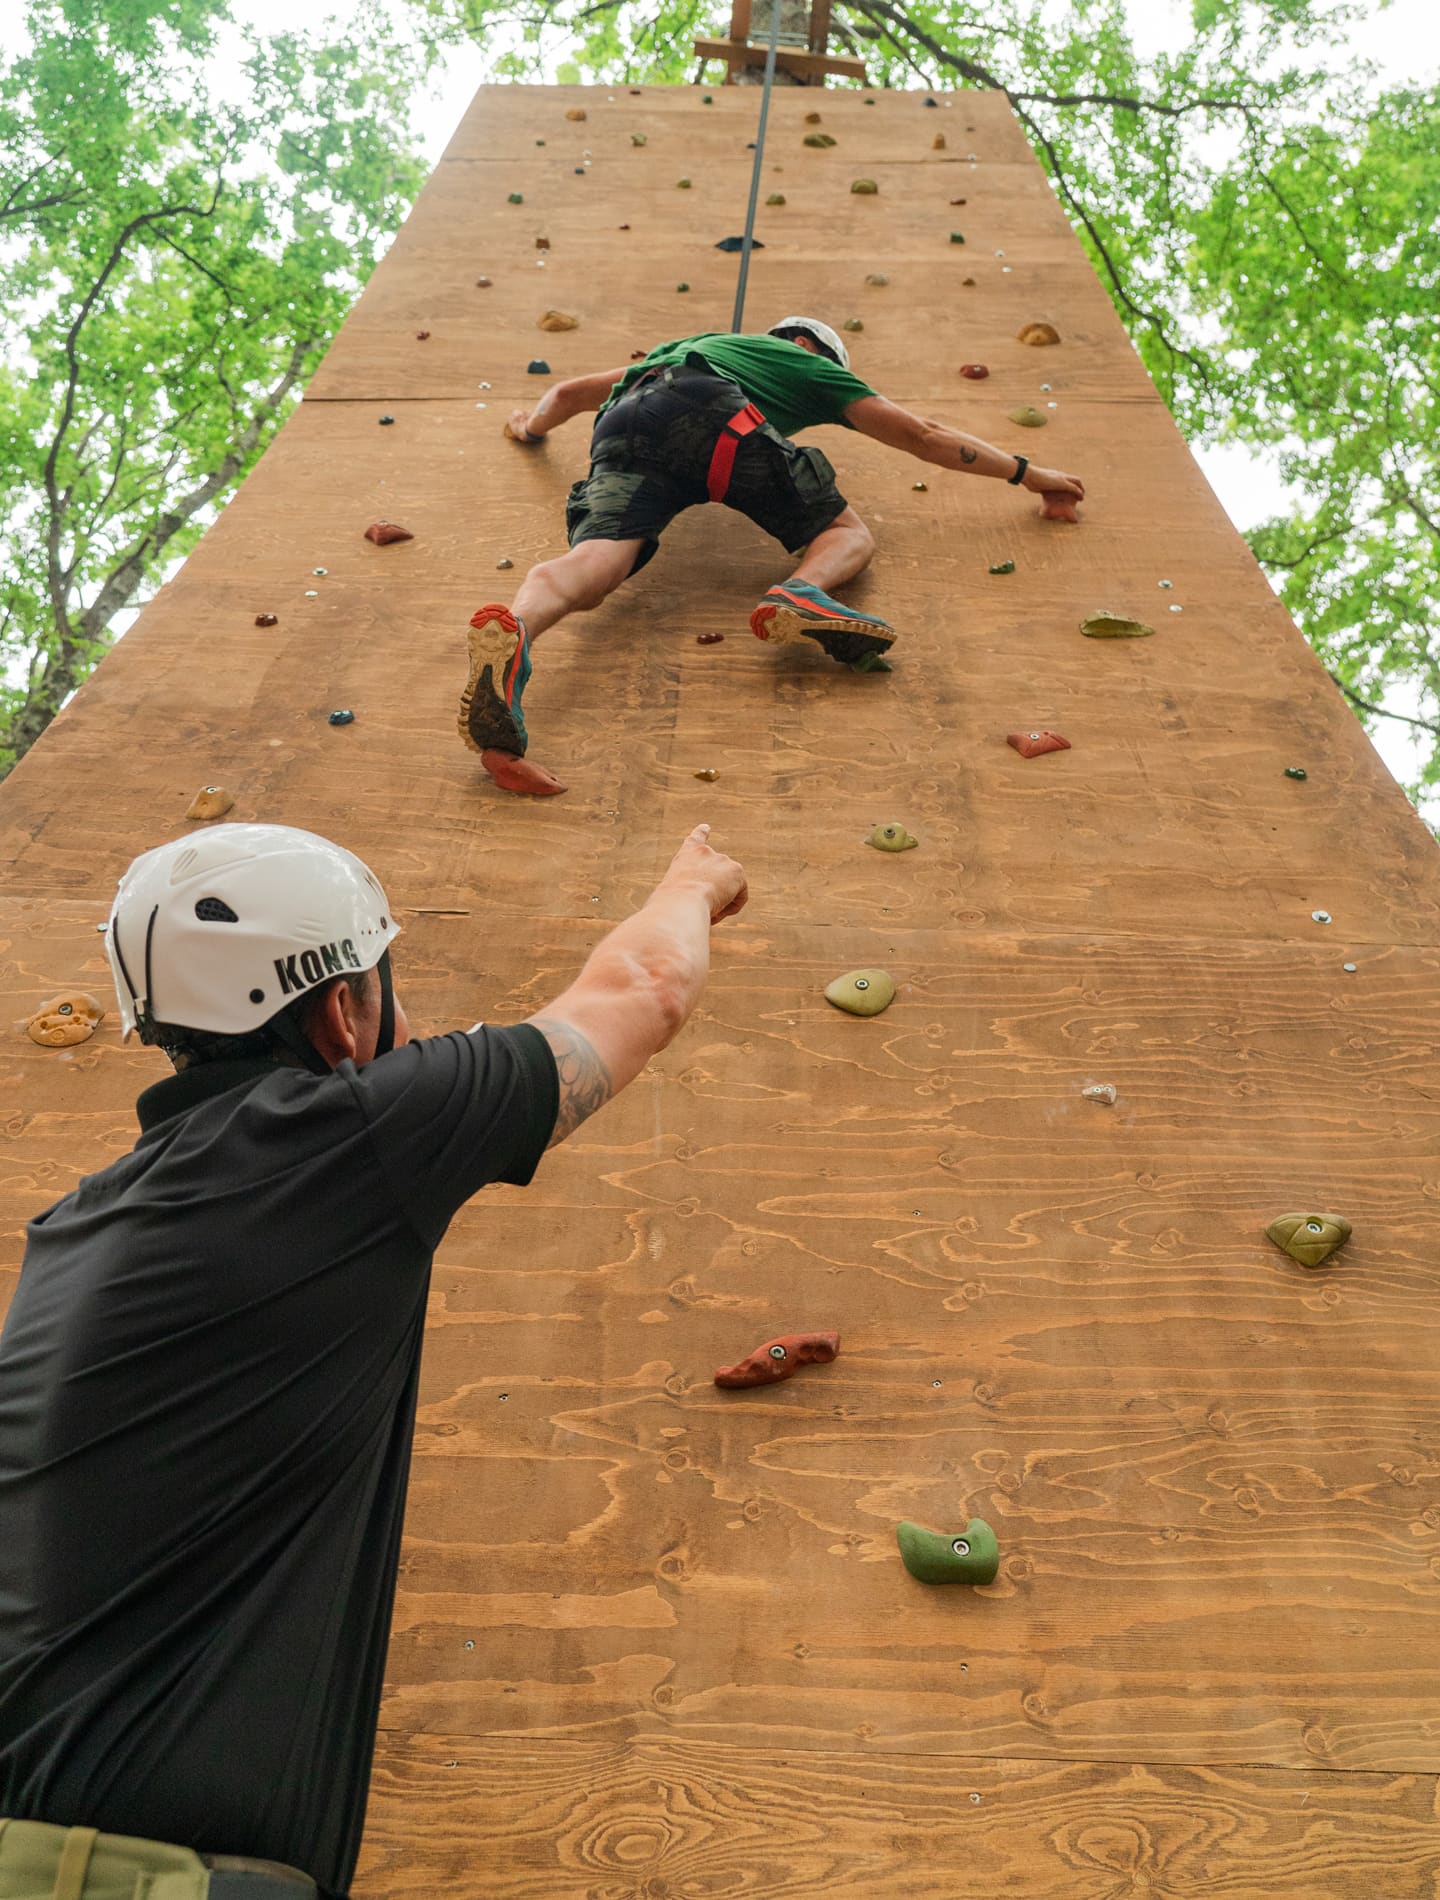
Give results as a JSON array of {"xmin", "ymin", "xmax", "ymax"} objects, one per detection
[
  {"xmin": 364, "ymin": 520, "xmax": 414, "ymax": 545},
  {"xmin": 1007, "ymin": 730, "xmax": 1071, "ymax": 758}
]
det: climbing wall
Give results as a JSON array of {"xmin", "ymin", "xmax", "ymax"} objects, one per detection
[{"xmin": 4, "ymin": 82, "xmax": 1440, "ymax": 1895}]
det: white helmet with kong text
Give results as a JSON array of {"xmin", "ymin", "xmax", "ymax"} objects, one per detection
[{"xmin": 767, "ymin": 315, "xmax": 850, "ymax": 371}]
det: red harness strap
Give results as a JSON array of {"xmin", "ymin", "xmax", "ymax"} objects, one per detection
[{"xmin": 706, "ymin": 401, "xmax": 766, "ymax": 503}]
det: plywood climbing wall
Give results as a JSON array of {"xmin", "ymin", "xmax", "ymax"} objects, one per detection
[{"xmin": 4, "ymin": 82, "xmax": 1440, "ymax": 1896}]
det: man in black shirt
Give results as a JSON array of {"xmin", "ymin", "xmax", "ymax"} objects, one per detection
[{"xmin": 0, "ymin": 819, "xmax": 747, "ymax": 1900}]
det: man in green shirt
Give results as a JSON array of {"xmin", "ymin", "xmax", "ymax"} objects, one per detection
[{"xmin": 458, "ymin": 318, "xmax": 1085, "ymax": 797}]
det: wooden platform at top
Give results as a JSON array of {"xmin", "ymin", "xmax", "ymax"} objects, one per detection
[{"xmin": 2, "ymin": 82, "xmax": 1439, "ymax": 1896}]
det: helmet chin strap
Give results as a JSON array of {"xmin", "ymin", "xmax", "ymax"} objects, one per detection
[{"xmin": 269, "ymin": 949, "xmax": 395, "ymax": 1076}]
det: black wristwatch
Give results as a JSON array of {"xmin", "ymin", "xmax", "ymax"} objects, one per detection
[{"xmin": 1007, "ymin": 454, "xmax": 1029, "ymax": 485}]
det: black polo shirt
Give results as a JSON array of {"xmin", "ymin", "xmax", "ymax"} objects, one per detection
[{"xmin": 0, "ymin": 1024, "xmax": 557, "ymax": 1899}]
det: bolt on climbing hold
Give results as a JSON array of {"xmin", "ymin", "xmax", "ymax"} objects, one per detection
[
  {"xmin": 535, "ymin": 236, "xmax": 550, "ymax": 250},
  {"xmin": 912, "ymin": 481, "xmax": 927, "ymax": 491},
  {"xmin": 1312, "ymin": 910, "xmax": 1332, "ymax": 924},
  {"xmin": 565, "ymin": 107, "xmax": 586, "ymax": 121},
  {"xmin": 378, "ymin": 414, "xmax": 394, "ymax": 425},
  {"xmin": 327, "ymin": 709, "xmax": 355, "ymax": 727},
  {"xmin": 630, "ymin": 349, "xmax": 646, "ymax": 360},
  {"xmin": 1008, "ymin": 406, "xmax": 1047, "ymax": 428},
  {"xmin": 507, "ymin": 192, "xmax": 523, "ymax": 205},
  {"xmin": 364, "ymin": 521, "xmax": 413, "ymax": 545},
  {"xmin": 866, "ymin": 823, "xmax": 918, "ymax": 852},
  {"xmin": 766, "ymin": 192, "xmax": 787, "ymax": 206},
  {"xmin": 949, "ymin": 231, "xmax": 966, "ymax": 244},
  {"xmin": 960, "ymin": 363, "xmax": 988, "ymax": 379},
  {"xmin": 526, "ymin": 358, "xmax": 550, "ymax": 374},
  {"xmin": 851, "ymin": 178, "xmax": 878, "ymax": 194},
  {"xmin": 538, "ymin": 310, "xmax": 578, "ymax": 331},
  {"xmin": 1017, "ymin": 321, "xmax": 1061, "ymax": 345},
  {"xmin": 1082, "ymin": 1083, "xmax": 1117, "ymax": 1105},
  {"xmin": 1158, "ymin": 579, "xmax": 1173, "ymax": 588},
  {"xmin": 694, "ymin": 767, "xmax": 719, "ymax": 782},
  {"xmin": 254, "ymin": 612, "xmax": 278, "ymax": 627},
  {"xmin": 864, "ymin": 272, "xmax": 889, "ymax": 286},
  {"xmin": 496, "ymin": 558, "xmax": 514, "ymax": 570},
  {"xmin": 618, "ymin": 222, "xmax": 631, "ymax": 230},
  {"xmin": 1266, "ymin": 1212, "xmax": 1352, "ymax": 1269},
  {"xmin": 696, "ymin": 632, "xmax": 724, "ymax": 645},
  {"xmin": 185, "ymin": 786, "xmax": 235, "ymax": 821},
  {"xmin": 1007, "ymin": 730, "xmax": 1070, "ymax": 758},
  {"xmin": 896, "ymin": 1519, "xmax": 999, "ymax": 1585},
  {"xmin": 27, "ymin": 992, "xmax": 105, "ymax": 1049},
  {"xmin": 702, "ymin": 93, "xmax": 713, "ymax": 103},
  {"xmin": 803, "ymin": 133, "xmax": 837, "ymax": 148},
  {"xmin": 962, "ymin": 276, "xmax": 976, "ymax": 286},
  {"xmin": 1285, "ymin": 766, "xmax": 1308, "ymax": 781},
  {"xmin": 573, "ymin": 167, "xmax": 585, "ymax": 175},
  {"xmin": 1080, "ymin": 612, "xmax": 1155, "ymax": 639},
  {"xmin": 933, "ymin": 133, "xmax": 946, "ymax": 150},
  {"xmin": 989, "ymin": 560, "xmax": 1015, "ymax": 574},
  {"xmin": 534, "ymin": 139, "xmax": 545, "ymax": 146},
  {"xmin": 714, "ymin": 1332, "xmax": 840, "ymax": 1388},
  {"xmin": 825, "ymin": 969, "xmax": 896, "ymax": 1017},
  {"xmin": 844, "ymin": 318, "xmax": 864, "ymax": 333},
  {"xmin": 924, "ymin": 96, "xmax": 939, "ymax": 107}
]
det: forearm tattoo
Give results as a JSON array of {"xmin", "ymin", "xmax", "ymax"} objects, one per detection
[
  {"xmin": 960, "ymin": 446, "xmax": 978, "ymax": 464},
  {"xmin": 531, "ymin": 1016, "xmax": 614, "ymax": 1147}
]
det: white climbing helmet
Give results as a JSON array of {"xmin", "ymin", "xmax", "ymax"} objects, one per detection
[
  {"xmin": 768, "ymin": 315, "xmax": 850, "ymax": 372},
  {"xmin": 105, "ymin": 823, "xmax": 401, "ymax": 1041}
]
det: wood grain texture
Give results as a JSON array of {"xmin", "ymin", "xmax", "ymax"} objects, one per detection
[
  {"xmin": 356, "ymin": 1737, "xmax": 1440, "ymax": 1899},
  {"xmin": 2, "ymin": 81, "xmax": 1439, "ymax": 1896}
]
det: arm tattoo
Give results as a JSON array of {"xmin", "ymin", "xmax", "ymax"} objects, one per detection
[
  {"xmin": 530, "ymin": 1016, "xmax": 614, "ymax": 1148},
  {"xmin": 959, "ymin": 446, "xmax": 978, "ymax": 464}
]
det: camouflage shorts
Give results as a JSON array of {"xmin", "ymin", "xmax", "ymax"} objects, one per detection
[{"xmin": 566, "ymin": 363, "xmax": 848, "ymax": 574}]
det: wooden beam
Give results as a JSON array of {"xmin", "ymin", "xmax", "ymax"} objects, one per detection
[
  {"xmin": 691, "ymin": 37, "xmax": 866, "ymax": 80},
  {"xmin": 808, "ymin": 0, "xmax": 832, "ymax": 54}
]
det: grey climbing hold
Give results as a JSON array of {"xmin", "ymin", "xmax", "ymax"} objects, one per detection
[
  {"xmin": 864, "ymin": 272, "xmax": 890, "ymax": 286},
  {"xmin": 526, "ymin": 359, "xmax": 551, "ymax": 374},
  {"xmin": 328, "ymin": 709, "xmax": 355, "ymax": 727},
  {"xmin": 715, "ymin": 236, "xmax": 764, "ymax": 252},
  {"xmin": 825, "ymin": 969, "xmax": 896, "ymax": 1017}
]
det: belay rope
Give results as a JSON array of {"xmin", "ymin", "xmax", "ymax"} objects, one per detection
[{"xmin": 729, "ymin": 0, "xmax": 784, "ymax": 334}]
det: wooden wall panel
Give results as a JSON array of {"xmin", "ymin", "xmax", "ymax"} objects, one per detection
[{"xmin": 2, "ymin": 82, "xmax": 1439, "ymax": 1896}]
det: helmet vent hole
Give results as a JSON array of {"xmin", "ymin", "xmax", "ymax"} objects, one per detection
[{"xmin": 195, "ymin": 897, "xmax": 240, "ymax": 924}]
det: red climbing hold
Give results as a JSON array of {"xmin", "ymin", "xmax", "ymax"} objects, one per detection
[
  {"xmin": 416, "ymin": 330, "xmax": 431, "ymax": 340},
  {"xmin": 1007, "ymin": 730, "xmax": 1071, "ymax": 758},
  {"xmin": 1041, "ymin": 492, "xmax": 1080, "ymax": 522},
  {"xmin": 715, "ymin": 1332, "xmax": 841, "ymax": 1388},
  {"xmin": 254, "ymin": 613, "xmax": 278, "ymax": 627},
  {"xmin": 959, "ymin": 364, "xmax": 989, "ymax": 379},
  {"xmin": 950, "ymin": 198, "xmax": 967, "ymax": 206},
  {"xmin": 696, "ymin": 632, "xmax": 724, "ymax": 645},
  {"xmin": 364, "ymin": 520, "xmax": 415, "ymax": 546}
]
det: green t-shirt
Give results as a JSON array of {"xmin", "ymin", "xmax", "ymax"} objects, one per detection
[{"xmin": 601, "ymin": 332, "xmax": 875, "ymax": 440}]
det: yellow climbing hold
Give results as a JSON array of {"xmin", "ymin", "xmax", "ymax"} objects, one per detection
[
  {"xmin": 537, "ymin": 310, "xmax": 579, "ymax": 331},
  {"xmin": 825, "ymin": 969, "xmax": 896, "ymax": 1017},
  {"xmin": 866, "ymin": 823, "xmax": 918, "ymax": 852},
  {"xmin": 1008, "ymin": 405, "xmax": 1047, "ymax": 428},
  {"xmin": 1017, "ymin": 320, "xmax": 1061, "ymax": 345},
  {"xmin": 850, "ymin": 178, "xmax": 879, "ymax": 194},
  {"xmin": 185, "ymin": 785, "xmax": 236, "ymax": 821},
  {"xmin": 1080, "ymin": 612, "xmax": 1157, "ymax": 639},
  {"xmin": 1266, "ymin": 1212, "xmax": 1353, "ymax": 1269}
]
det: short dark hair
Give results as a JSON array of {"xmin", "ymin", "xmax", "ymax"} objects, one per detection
[{"xmin": 153, "ymin": 966, "xmax": 376, "ymax": 1072}]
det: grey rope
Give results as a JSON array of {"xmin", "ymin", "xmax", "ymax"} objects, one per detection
[{"xmin": 730, "ymin": 0, "xmax": 784, "ymax": 333}]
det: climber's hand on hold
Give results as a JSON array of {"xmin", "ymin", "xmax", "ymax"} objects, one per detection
[
  {"xmin": 660, "ymin": 824, "xmax": 749, "ymax": 924},
  {"xmin": 1023, "ymin": 465, "xmax": 1084, "ymax": 502},
  {"xmin": 505, "ymin": 410, "xmax": 543, "ymax": 444}
]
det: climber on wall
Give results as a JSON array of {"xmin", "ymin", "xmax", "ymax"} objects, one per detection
[
  {"xmin": 458, "ymin": 316, "xmax": 1086, "ymax": 796},
  {"xmin": 0, "ymin": 819, "xmax": 746, "ymax": 1900}
]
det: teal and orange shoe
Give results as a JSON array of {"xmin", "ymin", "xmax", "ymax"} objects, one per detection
[
  {"xmin": 749, "ymin": 579, "xmax": 895, "ymax": 667},
  {"xmin": 459, "ymin": 604, "xmax": 531, "ymax": 757}
]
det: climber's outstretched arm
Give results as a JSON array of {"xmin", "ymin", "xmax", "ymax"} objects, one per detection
[
  {"xmin": 843, "ymin": 393, "xmax": 1084, "ymax": 503},
  {"xmin": 508, "ymin": 368, "xmax": 631, "ymax": 444}
]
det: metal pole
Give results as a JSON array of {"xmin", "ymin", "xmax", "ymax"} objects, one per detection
[{"xmin": 730, "ymin": 0, "xmax": 783, "ymax": 333}]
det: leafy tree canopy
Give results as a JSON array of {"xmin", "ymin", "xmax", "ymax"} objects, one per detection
[{"xmin": 0, "ymin": 0, "xmax": 426, "ymax": 770}]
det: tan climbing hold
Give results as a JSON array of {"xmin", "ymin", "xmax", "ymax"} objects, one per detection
[
  {"xmin": 804, "ymin": 111, "xmax": 822, "ymax": 124},
  {"xmin": 538, "ymin": 310, "xmax": 579, "ymax": 331},
  {"xmin": 1017, "ymin": 321, "xmax": 1061, "ymax": 346},
  {"xmin": 1266, "ymin": 1212, "xmax": 1352, "ymax": 1269},
  {"xmin": 864, "ymin": 272, "xmax": 890, "ymax": 286},
  {"xmin": 843, "ymin": 318, "xmax": 863, "ymax": 333},
  {"xmin": 27, "ymin": 992, "xmax": 105, "ymax": 1049},
  {"xmin": 694, "ymin": 768, "xmax": 719, "ymax": 782},
  {"xmin": 850, "ymin": 178, "xmax": 878, "ymax": 194},
  {"xmin": 825, "ymin": 969, "xmax": 896, "ymax": 1017},
  {"xmin": 1080, "ymin": 612, "xmax": 1156, "ymax": 640},
  {"xmin": 1008, "ymin": 405, "xmax": 1047, "ymax": 428},
  {"xmin": 866, "ymin": 823, "xmax": 918, "ymax": 852},
  {"xmin": 566, "ymin": 108, "xmax": 587, "ymax": 121},
  {"xmin": 363, "ymin": 520, "xmax": 414, "ymax": 545},
  {"xmin": 185, "ymin": 785, "xmax": 236, "ymax": 821},
  {"xmin": 933, "ymin": 133, "xmax": 946, "ymax": 150}
]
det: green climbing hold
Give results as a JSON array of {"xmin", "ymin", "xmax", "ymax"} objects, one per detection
[
  {"xmin": 989, "ymin": 560, "xmax": 1015, "ymax": 575},
  {"xmin": 949, "ymin": 231, "xmax": 966, "ymax": 244},
  {"xmin": 843, "ymin": 318, "xmax": 863, "ymax": 333},
  {"xmin": 897, "ymin": 1518, "xmax": 999, "ymax": 1586},
  {"xmin": 631, "ymin": 133, "xmax": 647, "ymax": 147},
  {"xmin": 1266, "ymin": 1211, "xmax": 1352, "ymax": 1269},
  {"xmin": 535, "ymin": 139, "xmax": 545, "ymax": 147},
  {"xmin": 676, "ymin": 282, "xmax": 690, "ymax": 293},
  {"xmin": 851, "ymin": 178, "xmax": 879, "ymax": 195},
  {"xmin": 1008, "ymin": 405, "xmax": 1047, "ymax": 428},
  {"xmin": 803, "ymin": 133, "xmax": 837, "ymax": 148},
  {"xmin": 766, "ymin": 192, "xmax": 787, "ymax": 206},
  {"xmin": 824, "ymin": 968, "xmax": 896, "ymax": 1017},
  {"xmin": 866, "ymin": 823, "xmax": 918, "ymax": 853},
  {"xmin": 1080, "ymin": 612, "xmax": 1156, "ymax": 640},
  {"xmin": 507, "ymin": 192, "xmax": 524, "ymax": 205},
  {"xmin": 677, "ymin": 177, "xmax": 692, "ymax": 189},
  {"xmin": 703, "ymin": 93, "xmax": 713, "ymax": 103},
  {"xmin": 850, "ymin": 652, "xmax": 891, "ymax": 674},
  {"xmin": 1285, "ymin": 766, "xmax": 1308, "ymax": 781}
]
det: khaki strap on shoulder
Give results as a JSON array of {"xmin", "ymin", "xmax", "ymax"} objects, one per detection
[{"xmin": 52, "ymin": 1827, "xmax": 99, "ymax": 1900}]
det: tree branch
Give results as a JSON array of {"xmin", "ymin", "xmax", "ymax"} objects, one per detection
[{"xmin": 1330, "ymin": 672, "xmax": 1440, "ymax": 737}]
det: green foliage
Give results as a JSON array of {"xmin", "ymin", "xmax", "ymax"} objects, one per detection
[{"xmin": 0, "ymin": 0, "xmax": 426, "ymax": 772}]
